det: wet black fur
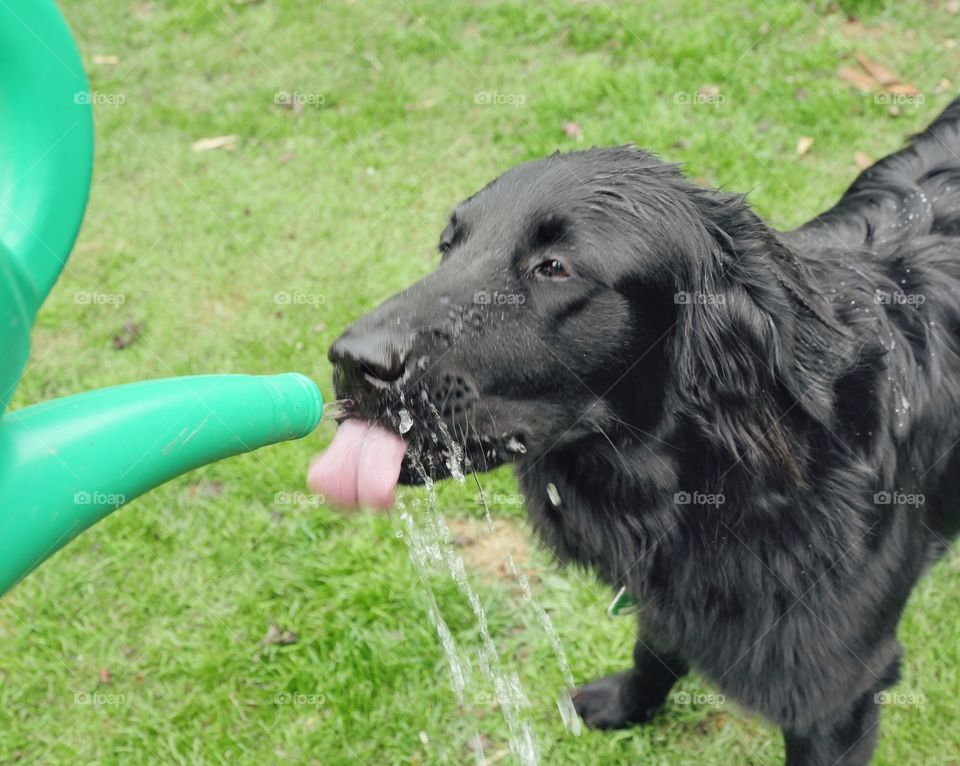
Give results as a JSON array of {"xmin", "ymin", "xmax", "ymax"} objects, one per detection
[{"xmin": 329, "ymin": 96, "xmax": 960, "ymax": 764}]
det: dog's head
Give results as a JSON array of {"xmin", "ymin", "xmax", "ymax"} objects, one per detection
[{"xmin": 330, "ymin": 147, "xmax": 848, "ymax": 485}]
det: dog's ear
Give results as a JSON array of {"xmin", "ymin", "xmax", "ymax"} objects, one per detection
[{"xmin": 670, "ymin": 191, "xmax": 849, "ymax": 483}]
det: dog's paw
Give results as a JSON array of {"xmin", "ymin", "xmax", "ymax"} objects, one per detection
[{"xmin": 571, "ymin": 670, "xmax": 660, "ymax": 730}]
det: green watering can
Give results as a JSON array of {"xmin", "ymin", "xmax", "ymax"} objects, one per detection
[{"xmin": 0, "ymin": 0, "xmax": 323, "ymax": 595}]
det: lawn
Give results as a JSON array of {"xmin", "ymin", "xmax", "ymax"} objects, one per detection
[{"xmin": 3, "ymin": 0, "xmax": 960, "ymax": 764}]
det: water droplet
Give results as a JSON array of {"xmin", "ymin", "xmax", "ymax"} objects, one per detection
[
  {"xmin": 547, "ymin": 483, "xmax": 561, "ymax": 507},
  {"xmin": 398, "ymin": 408, "xmax": 414, "ymax": 434},
  {"xmin": 445, "ymin": 455, "xmax": 465, "ymax": 482},
  {"xmin": 506, "ymin": 436, "xmax": 527, "ymax": 454},
  {"xmin": 429, "ymin": 404, "xmax": 464, "ymax": 482}
]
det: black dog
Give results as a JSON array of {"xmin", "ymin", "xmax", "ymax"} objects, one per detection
[{"xmin": 327, "ymin": 96, "xmax": 960, "ymax": 764}]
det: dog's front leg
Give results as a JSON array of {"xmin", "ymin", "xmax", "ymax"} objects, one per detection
[{"xmin": 572, "ymin": 628, "xmax": 688, "ymax": 729}]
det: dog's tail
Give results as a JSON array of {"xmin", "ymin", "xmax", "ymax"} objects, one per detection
[{"xmin": 798, "ymin": 95, "xmax": 960, "ymax": 247}]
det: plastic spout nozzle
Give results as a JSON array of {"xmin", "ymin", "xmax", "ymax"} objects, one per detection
[{"xmin": 0, "ymin": 373, "xmax": 323, "ymax": 595}]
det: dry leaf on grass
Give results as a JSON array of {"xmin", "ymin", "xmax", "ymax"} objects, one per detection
[
  {"xmin": 93, "ymin": 54, "xmax": 119, "ymax": 65},
  {"xmin": 854, "ymin": 151, "xmax": 873, "ymax": 171},
  {"xmin": 406, "ymin": 97, "xmax": 438, "ymax": 111},
  {"xmin": 838, "ymin": 66, "xmax": 876, "ymax": 92},
  {"xmin": 796, "ymin": 136, "xmax": 814, "ymax": 157},
  {"xmin": 838, "ymin": 54, "xmax": 919, "ymax": 98},
  {"xmin": 884, "ymin": 82, "xmax": 919, "ymax": 96},
  {"xmin": 191, "ymin": 135, "xmax": 238, "ymax": 152},
  {"xmin": 362, "ymin": 51, "xmax": 384, "ymax": 72},
  {"xmin": 855, "ymin": 52, "xmax": 898, "ymax": 86}
]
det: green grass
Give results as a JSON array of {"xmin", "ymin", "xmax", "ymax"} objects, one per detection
[{"xmin": 3, "ymin": 0, "xmax": 960, "ymax": 763}]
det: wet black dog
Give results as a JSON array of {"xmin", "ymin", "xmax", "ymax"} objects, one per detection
[{"xmin": 328, "ymin": 96, "xmax": 960, "ymax": 764}]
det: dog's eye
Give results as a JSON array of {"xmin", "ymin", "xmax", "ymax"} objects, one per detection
[
  {"xmin": 438, "ymin": 241, "xmax": 451, "ymax": 257},
  {"xmin": 533, "ymin": 258, "xmax": 570, "ymax": 280}
]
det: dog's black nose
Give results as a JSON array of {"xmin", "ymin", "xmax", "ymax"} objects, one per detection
[{"xmin": 329, "ymin": 328, "xmax": 410, "ymax": 392}]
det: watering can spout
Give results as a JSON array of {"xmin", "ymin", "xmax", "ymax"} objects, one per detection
[{"xmin": 0, "ymin": 373, "xmax": 323, "ymax": 594}]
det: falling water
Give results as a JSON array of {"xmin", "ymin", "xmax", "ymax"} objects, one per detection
[
  {"xmin": 428, "ymin": 404, "xmax": 465, "ymax": 481},
  {"xmin": 396, "ymin": 500, "xmax": 490, "ymax": 764},
  {"xmin": 392, "ymin": 396, "xmax": 591, "ymax": 763},
  {"xmin": 506, "ymin": 557, "xmax": 581, "ymax": 735},
  {"xmin": 405, "ymin": 455, "xmax": 541, "ymax": 766},
  {"xmin": 474, "ymin": 479, "xmax": 581, "ymax": 737},
  {"xmin": 397, "ymin": 501, "xmax": 469, "ymax": 702}
]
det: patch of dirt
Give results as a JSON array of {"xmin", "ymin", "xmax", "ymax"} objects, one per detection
[{"xmin": 446, "ymin": 517, "xmax": 534, "ymax": 582}]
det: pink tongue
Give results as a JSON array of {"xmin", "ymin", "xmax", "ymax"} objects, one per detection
[{"xmin": 307, "ymin": 419, "xmax": 407, "ymax": 509}]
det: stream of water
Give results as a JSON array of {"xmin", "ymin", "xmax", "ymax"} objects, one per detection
[{"xmin": 391, "ymin": 408, "xmax": 582, "ymax": 764}]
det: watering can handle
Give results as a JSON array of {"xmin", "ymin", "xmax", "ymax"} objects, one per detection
[{"xmin": 0, "ymin": 0, "xmax": 94, "ymax": 313}]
